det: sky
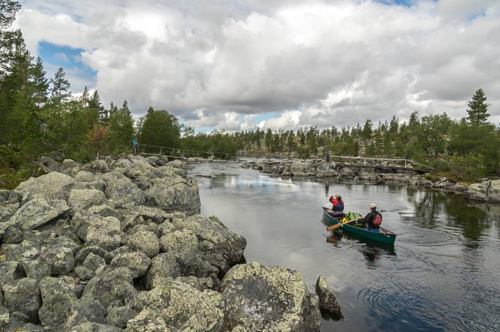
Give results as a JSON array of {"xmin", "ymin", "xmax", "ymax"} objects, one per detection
[{"xmin": 13, "ymin": 0, "xmax": 500, "ymax": 133}]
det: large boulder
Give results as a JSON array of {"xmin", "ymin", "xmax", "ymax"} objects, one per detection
[
  {"xmin": 132, "ymin": 205, "xmax": 172, "ymax": 224},
  {"xmin": 2, "ymin": 277, "xmax": 41, "ymax": 324},
  {"xmin": 68, "ymin": 320, "xmax": 122, "ymax": 332},
  {"xmin": 338, "ymin": 166, "xmax": 356, "ymax": 177},
  {"xmin": 14, "ymin": 172, "xmax": 75, "ymax": 201},
  {"xmin": 220, "ymin": 262, "xmax": 321, "ymax": 332},
  {"xmin": 8, "ymin": 197, "xmax": 70, "ymax": 231},
  {"xmin": 86, "ymin": 216, "xmax": 122, "ymax": 252},
  {"xmin": 316, "ymin": 161, "xmax": 337, "ymax": 178},
  {"xmin": 39, "ymin": 244, "xmax": 75, "ymax": 276},
  {"xmin": 0, "ymin": 194, "xmax": 19, "ymax": 222},
  {"xmin": 173, "ymin": 214, "xmax": 246, "ymax": 276},
  {"xmin": 145, "ymin": 175, "xmax": 201, "ymax": 214},
  {"xmin": 82, "ymin": 267, "xmax": 138, "ymax": 308},
  {"xmin": 145, "ymin": 253, "xmax": 181, "ymax": 289},
  {"xmin": 468, "ymin": 179, "xmax": 500, "ymax": 203},
  {"xmin": 68, "ymin": 189, "xmax": 106, "ymax": 210},
  {"xmin": 122, "ymin": 230, "xmax": 159, "ymax": 258},
  {"xmin": 0, "ymin": 261, "xmax": 25, "ymax": 288},
  {"xmin": 73, "ymin": 210, "xmax": 122, "ymax": 251},
  {"xmin": 39, "ymin": 276, "xmax": 107, "ymax": 330},
  {"xmin": 102, "ymin": 172, "xmax": 145, "ymax": 208},
  {"xmin": 38, "ymin": 276, "xmax": 78, "ymax": 328},
  {"xmin": 130, "ymin": 279, "xmax": 224, "ymax": 331},
  {"xmin": 291, "ymin": 160, "xmax": 317, "ymax": 177},
  {"xmin": 159, "ymin": 229, "xmax": 215, "ymax": 280},
  {"xmin": 110, "ymin": 251, "xmax": 151, "ymax": 278}
]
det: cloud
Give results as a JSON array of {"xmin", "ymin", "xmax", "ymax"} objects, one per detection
[{"xmin": 14, "ymin": 0, "xmax": 500, "ymax": 131}]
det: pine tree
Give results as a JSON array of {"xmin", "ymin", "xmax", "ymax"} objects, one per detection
[
  {"xmin": 362, "ymin": 119, "xmax": 373, "ymax": 139},
  {"xmin": 50, "ymin": 67, "xmax": 71, "ymax": 106},
  {"xmin": 0, "ymin": 0, "xmax": 21, "ymax": 29},
  {"xmin": 0, "ymin": 31, "xmax": 32, "ymax": 144},
  {"xmin": 30, "ymin": 56, "xmax": 49, "ymax": 110},
  {"xmin": 466, "ymin": 89, "xmax": 489, "ymax": 124},
  {"xmin": 107, "ymin": 100, "xmax": 134, "ymax": 154},
  {"xmin": 81, "ymin": 86, "xmax": 89, "ymax": 107}
]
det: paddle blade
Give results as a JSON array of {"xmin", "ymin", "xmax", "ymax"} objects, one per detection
[{"xmin": 327, "ymin": 223, "xmax": 342, "ymax": 231}]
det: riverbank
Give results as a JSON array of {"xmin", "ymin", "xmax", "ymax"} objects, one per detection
[
  {"xmin": 240, "ymin": 159, "xmax": 500, "ymax": 204},
  {"xmin": 0, "ymin": 155, "xmax": 341, "ymax": 331}
]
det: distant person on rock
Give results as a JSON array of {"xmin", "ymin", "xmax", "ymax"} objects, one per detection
[{"xmin": 133, "ymin": 138, "xmax": 138, "ymax": 155}]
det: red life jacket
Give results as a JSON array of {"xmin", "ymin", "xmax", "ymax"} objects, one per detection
[
  {"xmin": 373, "ymin": 212, "xmax": 382, "ymax": 226},
  {"xmin": 330, "ymin": 196, "xmax": 344, "ymax": 211}
]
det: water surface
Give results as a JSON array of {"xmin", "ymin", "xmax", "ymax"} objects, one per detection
[{"xmin": 188, "ymin": 162, "xmax": 500, "ymax": 332}]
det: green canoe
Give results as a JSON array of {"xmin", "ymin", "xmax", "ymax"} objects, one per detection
[{"xmin": 323, "ymin": 207, "xmax": 397, "ymax": 245}]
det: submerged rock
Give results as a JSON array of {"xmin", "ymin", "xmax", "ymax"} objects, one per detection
[{"xmin": 315, "ymin": 275, "xmax": 343, "ymax": 320}]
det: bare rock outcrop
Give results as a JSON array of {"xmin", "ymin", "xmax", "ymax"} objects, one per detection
[{"xmin": 0, "ymin": 155, "xmax": 327, "ymax": 331}]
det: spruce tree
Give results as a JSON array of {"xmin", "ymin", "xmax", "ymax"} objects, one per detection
[
  {"xmin": 30, "ymin": 56, "xmax": 49, "ymax": 110},
  {"xmin": 50, "ymin": 67, "xmax": 71, "ymax": 106},
  {"xmin": 466, "ymin": 89, "xmax": 489, "ymax": 124}
]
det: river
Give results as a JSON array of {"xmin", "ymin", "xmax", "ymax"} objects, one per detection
[{"xmin": 187, "ymin": 162, "xmax": 500, "ymax": 332}]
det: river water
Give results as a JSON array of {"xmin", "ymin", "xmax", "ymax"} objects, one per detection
[{"xmin": 187, "ymin": 162, "xmax": 500, "ymax": 332}]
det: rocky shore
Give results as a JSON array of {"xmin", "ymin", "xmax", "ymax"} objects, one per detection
[
  {"xmin": 241, "ymin": 159, "xmax": 500, "ymax": 204},
  {"xmin": 0, "ymin": 155, "xmax": 342, "ymax": 332}
]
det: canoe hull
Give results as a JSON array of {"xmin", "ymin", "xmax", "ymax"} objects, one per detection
[{"xmin": 323, "ymin": 207, "xmax": 397, "ymax": 245}]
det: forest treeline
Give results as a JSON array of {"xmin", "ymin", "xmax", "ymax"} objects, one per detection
[{"xmin": 1, "ymin": 0, "xmax": 499, "ymax": 188}]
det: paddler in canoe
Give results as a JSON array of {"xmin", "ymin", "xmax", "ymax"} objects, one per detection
[
  {"xmin": 328, "ymin": 193, "xmax": 345, "ymax": 219},
  {"xmin": 351, "ymin": 203, "xmax": 383, "ymax": 232}
]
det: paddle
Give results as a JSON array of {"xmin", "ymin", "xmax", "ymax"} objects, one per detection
[
  {"xmin": 326, "ymin": 215, "xmax": 363, "ymax": 231},
  {"xmin": 326, "ymin": 216, "xmax": 352, "ymax": 231},
  {"xmin": 326, "ymin": 223, "xmax": 343, "ymax": 231}
]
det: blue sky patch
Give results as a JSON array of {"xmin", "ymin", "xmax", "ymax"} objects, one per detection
[
  {"xmin": 374, "ymin": 0, "xmax": 414, "ymax": 7},
  {"xmin": 255, "ymin": 112, "xmax": 275, "ymax": 124},
  {"xmin": 37, "ymin": 41, "xmax": 96, "ymax": 93}
]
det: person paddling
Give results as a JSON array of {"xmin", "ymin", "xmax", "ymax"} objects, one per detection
[
  {"xmin": 329, "ymin": 194, "xmax": 345, "ymax": 218},
  {"xmin": 355, "ymin": 203, "xmax": 382, "ymax": 232}
]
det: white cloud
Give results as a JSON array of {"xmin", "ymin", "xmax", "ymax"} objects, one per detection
[
  {"xmin": 260, "ymin": 110, "xmax": 302, "ymax": 131},
  {"xmin": 14, "ymin": 0, "xmax": 500, "ymax": 131}
]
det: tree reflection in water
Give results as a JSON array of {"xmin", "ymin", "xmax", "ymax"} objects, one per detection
[{"xmin": 403, "ymin": 188, "xmax": 497, "ymax": 246}]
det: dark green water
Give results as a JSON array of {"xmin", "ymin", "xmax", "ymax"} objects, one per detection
[{"xmin": 188, "ymin": 162, "xmax": 500, "ymax": 332}]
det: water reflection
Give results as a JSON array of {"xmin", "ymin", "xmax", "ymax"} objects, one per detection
[
  {"xmin": 189, "ymin": 163, "xmax": 500, "ymax": 332},
  {"xmin": 404, "ymin": 190, "xmax": 492, "ymax": 245},
  {"xmin": 326, "ymin": 228, "xmax": 396, "ymax": 268}
]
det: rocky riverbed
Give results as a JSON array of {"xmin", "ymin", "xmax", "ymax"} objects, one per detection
[
  {"xmin": 0, "ymin": 155, "xmax": 341, "ymax": 332},
  {"xmin": 241, "ymin": 159, "xmax": 500, "ymax": 204}
]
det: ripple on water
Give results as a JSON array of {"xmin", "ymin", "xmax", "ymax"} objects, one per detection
[{"xmin": 356, "ymin": 275, "xmax": 453, "ymax": 331}]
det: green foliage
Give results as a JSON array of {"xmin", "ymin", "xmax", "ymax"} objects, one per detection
[
  {"xmin": 296, "ymin": 145, "xmax": 310, "ymax": 159},
  {"xmin": 361, "ymin": 119, "xmax": 373, "ymax": 139},
  {"xmin": 0, "ymin": 0, "xmax": 21, "ymax": 29},
  {"xmin": 0, "ymin": 145, "xmax": 22, "ymax": 167},
  {"xmin": 0, "ymin": 3, "xmax": 497, "ymax": 183},
  {"xmin": 417, "ymin": 113, "xmax": 451, "ymax": 159},
  {"xmin": 449, "ymin": 153, "xmax": 488, "ymax": 181},
  {"xmin": 138, "ymin": 107, "xmax": 181, "ymax": 150},
  {"xmin": 0, "ymin": 145, "xmax": 45, "ymax": 189},
  {"xmin": 107, "ymin": 101, "xmax": 134, "ymax": 155},
  {"xmin": 30, "ymin": 56, "xmax": 49, "ymax": 109},
  {"xmin": 448, "ymin": 120, "xmax": 499, "ymax": 176},
  {"xmin": 466, "ymin": 89, "xmax": 489, "ymax": 124},
  {"xmin": 49, "ymin": 67, "xmax": 71, "ymax": 106}
]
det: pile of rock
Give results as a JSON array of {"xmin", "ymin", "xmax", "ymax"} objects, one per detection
[
  {"xmin": 242, "ymin": 159, "xmax": 500, "ymax": 203},
  {"xmin": 0, "ymin": 155, "xmax": 341, "ymax": 331}
]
